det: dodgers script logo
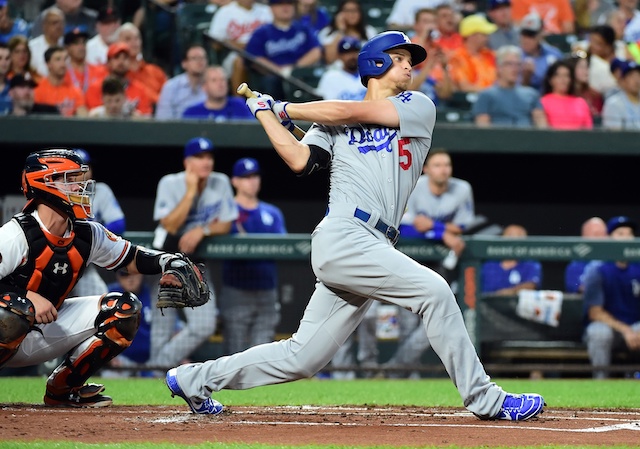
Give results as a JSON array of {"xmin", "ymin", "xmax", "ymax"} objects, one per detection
[{"xmin": 348, "ymin": 127, "xmax": 398, "ymax": 154}]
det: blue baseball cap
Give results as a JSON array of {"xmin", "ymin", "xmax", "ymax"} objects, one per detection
[
  {"xmin": 233, "ymin": 158, "xmax": 260, "ymax": 177},
  {"xmin": 184, "ymin": 137, "xmax": 214, "ymax": 158},
  {"xmin": 606, "ymin": 216, "xmax": 637, "ymax": 234},
  {"xmin": 73, "ymin": 148, "xmax": 91, "ymax": 164},
  {"xmin": 0, "ymin": 0, "xmax": 7, "ymax": 7},
  {"xmin": 489, "ymin": 0, "xmax": 511, "ymax": 9},
  {"xmin": 338, "ymin": 36, "xmax": 362, "ymax": 54}
]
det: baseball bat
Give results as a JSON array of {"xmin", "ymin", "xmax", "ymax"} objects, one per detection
[{"xmin": 237, "ymin": 83, "xmax": 306, "ymax": 140}]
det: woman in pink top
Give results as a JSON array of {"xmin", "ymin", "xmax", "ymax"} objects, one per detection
[{"xmin": 541, "ymin": 60, "xmax": 593, "ymax": 129}]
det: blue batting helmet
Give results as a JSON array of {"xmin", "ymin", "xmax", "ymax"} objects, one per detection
[{"xmin": 357, "ymin": 31, "xmax": 427, "ymax": 87}]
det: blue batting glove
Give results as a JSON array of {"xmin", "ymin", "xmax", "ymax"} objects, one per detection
[
  {"xmin": 272, "ymin": 101, "xmax": 293, "ymax": 130},
  {"xmin": 246, "ymin": 94, "xmax": 274, "ymax": 117}
]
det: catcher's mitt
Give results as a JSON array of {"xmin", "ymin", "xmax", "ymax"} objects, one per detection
[{"xmin": 157, "ymin": 255, "xmax": 210, "ymax": 309}]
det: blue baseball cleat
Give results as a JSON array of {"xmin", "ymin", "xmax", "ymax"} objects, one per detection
[
  {"xmin": 166, "ymin": 368, "xmax": 223, "ymax": 415},
  {"xmin": 495, "ymin": 393, "xmax": 545, "ymax": 421}
]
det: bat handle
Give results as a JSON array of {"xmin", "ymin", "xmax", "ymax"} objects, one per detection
[{"xmin": 237, "ymin": 83, "xmax": 256, "ymax": 98}]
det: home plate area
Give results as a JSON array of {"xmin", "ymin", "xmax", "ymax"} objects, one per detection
[{"xmin": 1, "ymin": 405, "xmax": 639, "ymax": 446}]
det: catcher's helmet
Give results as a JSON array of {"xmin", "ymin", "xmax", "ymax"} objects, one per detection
[
  {"xmin": 357, "ymin": 31, "xmax": 427, "ymax": 87},
  {"xmin": 21, "ymin": 148, "xmax": 96, "ymax": 219}
]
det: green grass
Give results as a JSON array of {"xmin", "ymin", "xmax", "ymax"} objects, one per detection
[{"xmin": 1, "ymin": 376, "xmax": 640, "ymax": 409}]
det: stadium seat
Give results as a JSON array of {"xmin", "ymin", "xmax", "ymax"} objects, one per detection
[
  {"xmin": 176, "ymin": 2, "xmax": 219, "ymax": 48},
  {"xmin": 443, "ymin": 91, "xmax": 479, "ymax": 111},
  {"xmin": 545, "ymin": 33, "xmax": 578, "ymax": 54},
  {"xmin": 282, "ymin": 66, "xmax": 325, "ymax": 102}
]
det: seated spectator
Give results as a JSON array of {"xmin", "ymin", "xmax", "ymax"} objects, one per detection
[
  {"xmin": 85, "ymin": 42, "xmax": 152, "ymax": 115},
  {"xmin": 0, "ymin": 41, "xmax": 9, "ymax": 114},
  {"xmin": 208, "ymin": 0, "xmax": 273, "ymax": 97},
  {"xmin": 0, "ymin": 0, "xmax": 30, "ymax": 44},
  {"xmin": 448, "ymin": 14, "xmax": 497, "ymax": 92},
  {"xmin": 155, "ymin": 44, "xmax": 208, "ymax": 120},
  {"xmin": 30, "ymin": 0, "xmax": 97, "ymax": 38},
  {"xmin": 588, "ymin": 25, "xmax": 619, "ymax": 96},
  {"xmin": 386, "ymin": 0, "xmax": 445, "ymax": 32},
  {"xmin": 481, "ymin": 224, "xmax": 542, "ymax": 295},
  {"xmin": 432, "ymin": 4, "xmax": 463, "ymax": 56},
  {"xmin": 63, "ymin": 28, "xmax": 105, "ymax": 94},
  {"xmin": 7, "ymin": 35, "xmax": 40, "ymax": 82},
  {"xmin": 33, "ymin": 45, "xmax": 87, "ymax": 116},
  {"xmin": 28, "ymin": 6, "xmax": 65, "ymax": 77},
  {"xmin": 408, "ymin": 8, "xmax": 453, "ymax": 105},
  {"xmin": 182, "ymin": 65, "xmax": 254, "ymax": 120},
  {"xmin": 86, "ymin": 5, "xmax": 121, "ymax": 65},
  {"xmin": 583, "ymin": 216, "xmax": 640, "ymax": 379},
  {"xmin": 602, "ymin": 59, "xmax": 640, "ymax": 129},
  {"xmin": 487, "ymin": 0, "xmax": 519, "ymax": 50},
  {"xmin": 245, "ymin": 0, "xmax": 322, "ymax": 99},
  {"xmin": 115, "ymin": 22, "xmax": 167, "ymax": 108},
  {"xmin": 88, "ymin": 75, "xmax": 143, "ymax": 118},
  {"xmin": 295, "ymin": 0, "xmax": 331, "ymax": 35},
  {"xmin": 519, "ymin": 12, "xmax": 563, "ymax": 92},
  {"xmin": 318, "ymin": 0, "xmax": 377, "ymax": 65},
  {"xmin": 565, "ymin": 216, "xmax": 607, "ymax": 293},
  {"xmin": 473, "ymin": 45, "xmax": 547, "ymax": 127},
  {"xmin": 567, "ymin": 52, "xmax": 604, "ymax": 120},
  {"xmin": 511, "ymin": 0, "xmax": 575, "ymax": 34},
  {"xmin": 105, "ymin": 271, "xmax": 153, "ymax": 375},
  {"xmin": 7, "ymin": 73, "xmax": 59, "ymax": 115},
  {"xmin": 316, "ymin": 36, "xmax": 366, "ymax": 100},
  {"xmin": 541, "ymin": 59, "xmax": 593, "ymax": 129}
]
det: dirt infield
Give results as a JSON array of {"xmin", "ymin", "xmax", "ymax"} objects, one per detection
[{"xmin": 1, "ymin": 405, "xmax": 639, "ymax": 446}]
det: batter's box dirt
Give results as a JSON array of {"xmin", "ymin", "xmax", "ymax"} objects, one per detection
[{"xmin": 1, "ymin": 405, "xmax": 639, "ymax": 447}]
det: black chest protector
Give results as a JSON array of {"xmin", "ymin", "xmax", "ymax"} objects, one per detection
[{"xmin": 7, "ymin": 213, "xmax": 92, "ymax": 309}]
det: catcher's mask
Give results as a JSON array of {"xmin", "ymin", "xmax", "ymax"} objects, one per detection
[{"xmin": 21, "ymin": 148, "xmax": 96, "ymax": 220}]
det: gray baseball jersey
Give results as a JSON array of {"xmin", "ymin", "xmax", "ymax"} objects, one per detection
[{"xmin": 171, "ymin": 91, "xmax": 506, "ymax": 419}]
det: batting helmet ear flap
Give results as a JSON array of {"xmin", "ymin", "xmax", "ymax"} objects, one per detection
[{"xmin": 358, "ymin": 31, "xmax": 428, "ymax": 87}]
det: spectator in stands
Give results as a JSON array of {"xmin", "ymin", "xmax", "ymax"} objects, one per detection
[
  {"xmin": 588, "ymin": 25, "xmax": 619, "ymax": 96},
  {"xmin": 219, "ymin": 157, "xmax": 287, "ymax": 355},
  {"xmin": 155, "ymin": 44, "xmax": 208, "ymax": 120},
  {"xmin": 182, "ymin": 65, "xmax": 254, "ymax": 120},
  {"xmin": 296, "ymin": 0, "xmax": 331, "ymax": 35},
  {"xmin": 565, "ymin": 216, "xmax": 607, "ymax": 293},
  {"xmin": 318, "ymin": 0, "xmax": 377, "ymax": 65},
  {"xmin": 0, "ymin": 41, "xmax": 10, "ymax": 114},
  {"xmin": 408, "ymin": 8, "xmax": 454, "ymax": 105},
  {"xmin": 63, "ymin": 28, "xmax": 104, "ymax": 94},
  {"xmin": 30, "ymin": 0, "xmax": 97, "ymax": 38},
  {"xmin": 7, "ymin": 73, "xmax": 59, "ymax": 115},
  {"xmin": 245, "ymin": 0, "xmax": 322, "ymax": 99},
  {"xmin": 85, "ymin": 42, "xmax": 152, "ymax": 116},
  {"xmin": 487, "ymin": 0, "xmax": 519, "ymax": 50},
  {"xmin": 433, "ymin": 3, "xmax": 463, "ymax": 56},
  {"xmin": 7, "ymin": 35, "xmax": 40, "ymax": 82},
  {"xmin": 448, "ymin": 14, "xmax": 497, "ymax": 92},
  {"xmin": 316, "ymin": 36, "xmax": 367, "ymax": 100},
  {"xmin": 115, "ymin": 22, "xmax": 167, "ymax": 108},
  {"xmin": 602, "ymin": 59, "xmax": 640, "ymax": 129},
  {"xmin": 148, "ymin": 137, "xmax": 238, "ymax": 369},
  {"xmin": 88, "ymin": 76, "xmax": 143, "ymax": 118},
  {"xmin": 33, "ymin": 45, "xmax": 87, "ymax": 116},
  {"xmin": 567, "ymin": 52, "xmax": 604, "ymax": 120},
  {"xmin": 0, "ymin": 0, "xmax": 29, "ymax": 44},
  {"xmin": 29, "ymin": 6, "xmax": 65, "ymax": 77},
  {"xmin": 105, "ymin": 271, "xmax": 153, "ymax": 376},
  {"xmin": 583, "ymin": 215, "xmax": 640, "ymax": 379},
  {"xmin": 481, "ymin": 224, "xmax": 542, "ymax": 295},
  {"xmin": 86, "ymin": 5, "xmax": 121, "ymax": 65},
  {"xmin": 208, "ymin": 0, "xmax": 273, "ymax": 96},
  {"xmin": 519, "ymin": 12, "xmax": 563, "ymax": 92},
  {"xmin": 511, "ymin": 0, "xmax": 575, "ymax": 34},
  {"xmin": 386, "ymin": 0, "xmax": 445, "ymax": 32},
  {"xmin": 473, "ymin": 45, "xmax": 547, "ymax": 127},
  {"xmin": 541, "ymin": 59, "xmax": 593, "ymax": 129}
]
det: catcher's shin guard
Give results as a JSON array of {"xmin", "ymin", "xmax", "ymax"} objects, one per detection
[
  {"xmin": 46, "ymin": 292, "xmax": 142, "ymax": 396},
  {"xmin": 0, "ymin": 292, "xmax": 36, "ymax": 367}
]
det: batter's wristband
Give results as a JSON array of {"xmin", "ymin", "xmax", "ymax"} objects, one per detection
[
  {"xmin": 273, "ymin": 102, "xmax": 291, "ymax": 123},
  {"xmin": 430, "ymin": 221, "xmax": 445, "ymax": 240}
]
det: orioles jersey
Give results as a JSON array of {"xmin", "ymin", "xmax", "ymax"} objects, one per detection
[{"xmin": 0, "ymin": 210, "xmax": 133, "ymax": 309}]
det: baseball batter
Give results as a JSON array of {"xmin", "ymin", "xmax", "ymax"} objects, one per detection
[{"xmin": 166, "ymin": 31, "xmax": 545, "ymax": 421}]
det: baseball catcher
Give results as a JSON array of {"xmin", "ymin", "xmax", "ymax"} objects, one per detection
[{"xmin": 157, "ymin": 254, "xmax": 210, "ymax": 309}]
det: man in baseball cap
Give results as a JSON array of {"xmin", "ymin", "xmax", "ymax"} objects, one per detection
[
  {"xmin": 606, "ymin": 216, "xmax": 637, "ymax": 235},
  {"xmin": 233, "ymin": 157, "xmax": 260, "ymax": 177},
  {"xmin": 518, "ymin": 12, "xmax": 563, "ymax": 91},
  {"xmin": 317, "ymin": 36, "xmax": 366, "ymax": 100},
  {"xmin": 487, "ymin": 0, "xmax": 518, "ymax": 50},
  {"xmin": 86, "ymin": 6, "xmax": 122, "ymax": 65},
  {"xmin": 184, "ymin": 137, "xmax": 214, "ymax": 158},
  {"xmin": 603, "ymin": 60, "xmax": 640, "ymax": 129},
  {"xmin": 8, "ymin": 74, "xmax": 59, "ymax": 115}
]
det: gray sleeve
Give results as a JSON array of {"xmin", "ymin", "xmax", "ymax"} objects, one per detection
[
  {"xmin": 471, "ymin": 91, "xmax": 490, "ymax": 117},
  {"xmin": 153, "ymin": 175, "xmax": 178, "ymax": 221},
  {"xmin": 215, "ymin": 175, "xmax": 240, "ymax": 223},
  {"xmin": 389, "ymin": 91, "xmax": 435, "ymax": 138},
  {"xmin": 452, "ymin": 180, "xmax": 475, "ymax": 228},
  {"xmin": 602, "ymin": 97, "xmax": 624, "ymax": 129},
  {"xmin": 301, "ymin": 123, "xmax": 335, "ymax": 158}
]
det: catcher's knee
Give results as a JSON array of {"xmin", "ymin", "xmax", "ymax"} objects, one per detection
[
  {"xmin": 0, "ymin": 293, "xmax": 36, "ymax": 366},
  {"xmin": 95, "ymin": 292, "xmax": 142, "ymax": 348}
]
